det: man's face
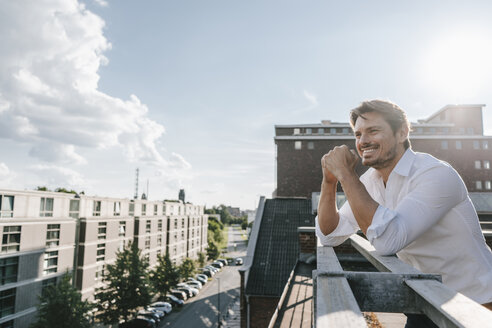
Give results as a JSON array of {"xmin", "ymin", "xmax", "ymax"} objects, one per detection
[{"xmin": 353, "ymin": 111, "xmax": 406, "ymax": 170}]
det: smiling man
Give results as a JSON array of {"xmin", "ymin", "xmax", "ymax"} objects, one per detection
[{"xmin": 316, "ymin": 100, "xmax": 492, "ymax": 328}]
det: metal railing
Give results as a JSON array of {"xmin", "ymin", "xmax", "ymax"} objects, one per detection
[{"xmin": 314, "ymin": 234, "xmax": 492, "ymax": 327}]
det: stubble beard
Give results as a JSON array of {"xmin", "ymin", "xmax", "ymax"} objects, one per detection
[{"xmin": 362, "ymin": 143, "xmax": 398, "ymax": 170}]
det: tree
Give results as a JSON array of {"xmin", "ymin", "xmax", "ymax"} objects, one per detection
[
  {"xmin": 197, "ymin": 252, "xmax": 206, "ymax": 268},
  {"xmin": 31, "ymin": 274, "xmax": 92, "ymax": 328},
  {"xmin": 94, "ymin": 242, "xmax": 152, "ymax": 325},
  {"xmin": 179, "ymin": 258, "xmax": 196, "ymax": 279},
  {"xmin": 36, "ymin": 186, "xmax": 49, "ymax": 191},
  {"xmin": 149, "ymin": 253, "xmax": 180, "ymax": 298},
  {"xmin": 206, "ymin": 241, "xmax": 219, "ymax": 261}
]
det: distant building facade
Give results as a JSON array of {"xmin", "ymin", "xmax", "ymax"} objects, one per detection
[
  {"xmin": 275, "ymin": 104, "xmax": 492, "ymax": 217},
  {"xmin": 0, "ymin": 189, "xmax": 208, "ymax": 327}
]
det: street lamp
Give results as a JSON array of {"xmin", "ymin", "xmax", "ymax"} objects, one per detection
[{"xmin": 217, "ymin": 277, "xmax": 221, "ymax": 327}]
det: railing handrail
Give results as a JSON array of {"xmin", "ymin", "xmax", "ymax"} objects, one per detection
[{"xmin": 315, "ymin": 235, "xmax": 492, "ymax": 328}]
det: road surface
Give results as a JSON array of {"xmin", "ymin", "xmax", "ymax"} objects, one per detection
[{"xmin": 160, "ymin": 227, "xmax": 247, "ymax": 327}]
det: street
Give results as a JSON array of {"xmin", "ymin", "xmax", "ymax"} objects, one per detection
[{"xmin": 160, "ymin": 226, "xmax": 247, "ymax": 327}]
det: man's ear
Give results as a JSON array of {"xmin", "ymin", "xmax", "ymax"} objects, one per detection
[{"xmin": 397, "ymin": 124, "xmax": 409, "ymax": 144}]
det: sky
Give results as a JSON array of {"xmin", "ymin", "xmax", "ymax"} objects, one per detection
[{"xmin": 1, "ymin": 0, "xmax": 492, "ymax": 210}]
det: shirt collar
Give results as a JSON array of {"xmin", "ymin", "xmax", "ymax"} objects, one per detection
[{"xmin": 392, "ymin": 148, "xmax": 415, "ymax": 177}]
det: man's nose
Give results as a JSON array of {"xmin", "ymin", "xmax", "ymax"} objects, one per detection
[{"xmin": 359, "ymin": 133, "xmax": 369, "ymax": 145}]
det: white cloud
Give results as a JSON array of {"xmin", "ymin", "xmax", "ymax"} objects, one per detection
[
  {"xmin": 93, "ymin": 0, "xmax": 108, "ymax": 7},
  {"xmin": 0, "ymin": 0, "xmax": 189, "ymax": 174},
  {"xmin": 28, "ymin": 164, "xmax": 86, "ymax": 189},
  {"xmin": 303, "ymin": 90, "xmax": 318, "ymax": 106}
]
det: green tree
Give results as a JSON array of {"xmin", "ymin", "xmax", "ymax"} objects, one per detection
[
  {"xmin": 149, "ymin": 253, "xmax": 180, "ymax": 298},
  {"xmin": 55, "ymin": 187, "xmax": 77, "ymax": 194},
  {"xmin": 206, "ymin": 241, "xmax": 219, "ymax": 261},
  {"xmin": 31, "ymin": 274, "xmax": 92, "ymax": 328},
  {"xmin": 179, "ymin": 258, "xmax": 196, "ymax": 279},
  {"xmin": 36, "ymin": 186, "xmax": 49, "ymax": 191},
  {"xmin": 197, "ymin": 252, "xmax": 206, "ymax": 268},
  {"xmin": 94, "ymin": 242, "xmax": 152, "ymax": 325}
]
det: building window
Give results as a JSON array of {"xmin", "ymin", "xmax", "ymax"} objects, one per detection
[
  {"xmin": 475, "ymin": 161, "xmax": 481, "ymax": 169},
  {"xmin": 129, "ymin": 203, "xmax": 135, "ymax": 216},
  {"xmin": 293, "ymin": 128, "xmax": 300, "ymax": 135},
  {"xmin": 476, "ymin": 181, "xmax": 483, "ymax": 190},
  {"xmin": 486, "ymin": 181, "xmax": 492, "ymax": 190},
  {"xmin": 342, "ymin": 128, "xmax": 349, "ymax": 134},
  {"xmin": 306, "ymin": 128, "xmax": 312, "ymax": 134},
  {"xmin": 416, "ymin": 127, "xmax": 423, "ymax": 134},
  {"xmin": 119, "ymin": 221, "xmax": 126, "ymax": 237},
  {"xmin": 95, "ymin": 264, "xmax": 105, "ymax": 281},
  {"xmin": 43, "ymin": 251, "xmax": 58, "ymax": 275},
  {"xmin": 484, "ymin": 161, "xmax": 490, "ymax": 169},
  {"xmin": 69, "ymin": 199, "xmax": 79, "ymax": 219},
  {"xmin": 141, "ymin": 204, "xmax": 147, "ymax": 216},
  {"xmin": 455, "ymin": 141, "xmax": 462, "ymax": 150},
  {"xmin": 0, "ymin": 288, "xmax": 15, "ymax": 318},
  {"xmin": 98, "ymin": 222, "xmax": 107, "ymax": 240},
  {"xmin": 294, "ymin": 141, "xmax": 302, "ymax": 150},
  {"xmin": 174, "ymin": 219, "xmax": 178, "ymax": 229},
  {"xmin": 0, "ymin": 196, "xmax": 14, "ymax": 218},
  {"xmin": 154, "ymin": 204, "xmax": 158, "ymax": 215},
  {"xmin": 0, "ymin": 257, "xmax": 18, "ymax": 285},
  {"xmin": 96, "ymin": 243, "xmax": 105, "ymax": 262},
  {"xmin": 459, "ymin": 127, "xmax": 465, "ymax": 134},
  {"xmin": 146, "ymin": 220, "xmax": 151, "ymax": 234},
  {"xmin": 473, "ymin": 140, "xmax": 480, "ymax": 149},
  {"xmin": 442, "ymin": 127, "xmax": 449, "ymax": 134},
  {"xmin": 145, "ymin": 236, "xmax": 150, "ymax": 250},
  {"xmin": 441, "ymin": 141, "xmax": 448, "ymax": 150},
  {"xmin": 162, "ymin": 204, "xmax": 166, "ymax": 214},
  {"xmin": 93, "ymin": 201, "xmax": 101, "ymax": 216},
  {"xmin": 46, "ymin": 224, "xmax": 60, "ymax": 248},
  {"xmin": 40, "ymin": 197, "xmax": 54, "ymax": 217},
  {"xmin": 41, "ymin": 277, "xmax": 57, "ymax": 297},
  {"xmin": 317, "ymin": 128, "xmax": 324, "ymax": 134},
  {"xmin": 467, "ymin": 127, "xmax": 475, "ymax": 135},
  {"xmin": 119, "ymin": 239, "xmax": 125, "ymax": 252},
  {"xmin": 158, "ymin": 219, "xmax": 162, "ymax": 232},
  {"xmin": 182, "ymin": 218, "xmax": 185, "ymax": 229},
  {"xmin": 113, "ymin": 202, "xmax": 121, "ymax": 216},
  {"xmin": 157, "ymin": 235, "xmax": 162, "ymax": 247},
  {"xmin": 307, "ymin": 142, "xmax": 314, "ymax": 150},
  {"xmin": 429, "ymin": 127, "xmax": 436, "ymax": 134},
  {"xmin": 181, "ymin": 230, "xmax": 185, "ymax": 239},
  {"xmin": 483, "ymin": 141, "xmax": 489, "ymax": 150},
  {"xmin": 330, "ymin": 128, "xmax": 337, "ymax": 134},
  {"xmin": 1, "ymin": 226, "xmax": 21, "ymax": 254}
]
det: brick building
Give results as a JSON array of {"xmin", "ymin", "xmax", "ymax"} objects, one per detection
[{"xmin": 275, "ymin": 104, "xmax": 492, "ymax": 201}]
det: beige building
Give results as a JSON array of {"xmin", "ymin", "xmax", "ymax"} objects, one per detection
[{"xmin": 0, "ymin": 189, "xmax": 208, "ymax": 328}]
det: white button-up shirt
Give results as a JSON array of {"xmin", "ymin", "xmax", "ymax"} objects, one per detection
[{"xmin": 316, "ymin": 148, "xmax": 492, "ymax": 304}]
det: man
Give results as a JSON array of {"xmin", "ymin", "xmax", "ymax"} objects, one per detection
[{"xmin": 316, "ymin": 100, "xmax": 492, "ymax": 328}]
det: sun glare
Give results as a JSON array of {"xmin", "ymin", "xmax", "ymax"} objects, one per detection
[{"xmin": 422, "ymin": 29, "xmax": 492, "ymax": 99}]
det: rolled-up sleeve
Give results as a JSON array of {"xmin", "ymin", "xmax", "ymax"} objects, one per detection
[
  {"xmin": 367, "ymin": 165, "xmax": 466, "ymax": 255},
  {"xmin": 315, "ymin": 201, "xmax": 360, "ymax": 246}
]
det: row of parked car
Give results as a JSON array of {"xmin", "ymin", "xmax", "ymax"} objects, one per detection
[{"xmin": 121, "ymin": 258, "xmax": 242, "ymax": 327}]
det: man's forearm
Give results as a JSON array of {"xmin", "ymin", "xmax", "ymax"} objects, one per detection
[
  {"xmin": 317, "ymin": 180, "xmax": 340, "ymax": 235},
  {"xmin": 338, "ymin": 173, "xmax": 378, "ymax": 234}
]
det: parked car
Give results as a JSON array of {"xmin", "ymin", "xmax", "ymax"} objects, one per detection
[
  {"xmin": 165, "ymin": 294, "xmax": 184, "ymax": 307},
  {"xmin": 119, "ymin": 317, "xmax": 156, "ymax": 328},
  {"xmin": 226, "ymin": 258, "xmax": 234, "ymax": 265},
  {"xmin": 177, "ymin": 283, "xmax": 199, "ymax": 297},
  {"xmin": 195, "ymin": 274, "xmax": 208, "ymax": 284},
  {"xmin": 206, "ymin": 265, "xmax": 219, "ymax": 273},
  {"xmin": 212, "ymin": 261, "xmax": 223, "ymax": 268},
  {"xmin": 137, "ymin": 310, "xmax": 161, "ymax": 324},
  {"xmin": 150, "ymin": 301, "xmax": 172, "ymax": 314},
  {"xmin": 144, "ymin": 308, "xmax": 165, "ymax": 320},
  {"xmin": 217, "ymin": 259, "xmax": 228, "ymax": 266},
  {"xmin": 186, "ymin": 280, "xmax": 202, "ymax": 289},
  {"xmin": 201, "ymin": 269, "xmax": 213, "ymax": 278},
  {"xmin": 235, "ymin": 257, "xmax": 243, "ymax": 265},
  {"xmin": 170, "ymin": 289, "xmax": 188, "ymax": 301}
]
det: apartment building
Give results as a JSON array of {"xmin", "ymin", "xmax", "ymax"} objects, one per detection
[
  {"xmin": 274, "ymin": 104, "xmax": 492, "ymax": 211},
  {"xmin": 0, "ymin": 190, "xmax": 208, "ymax": 327}
]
